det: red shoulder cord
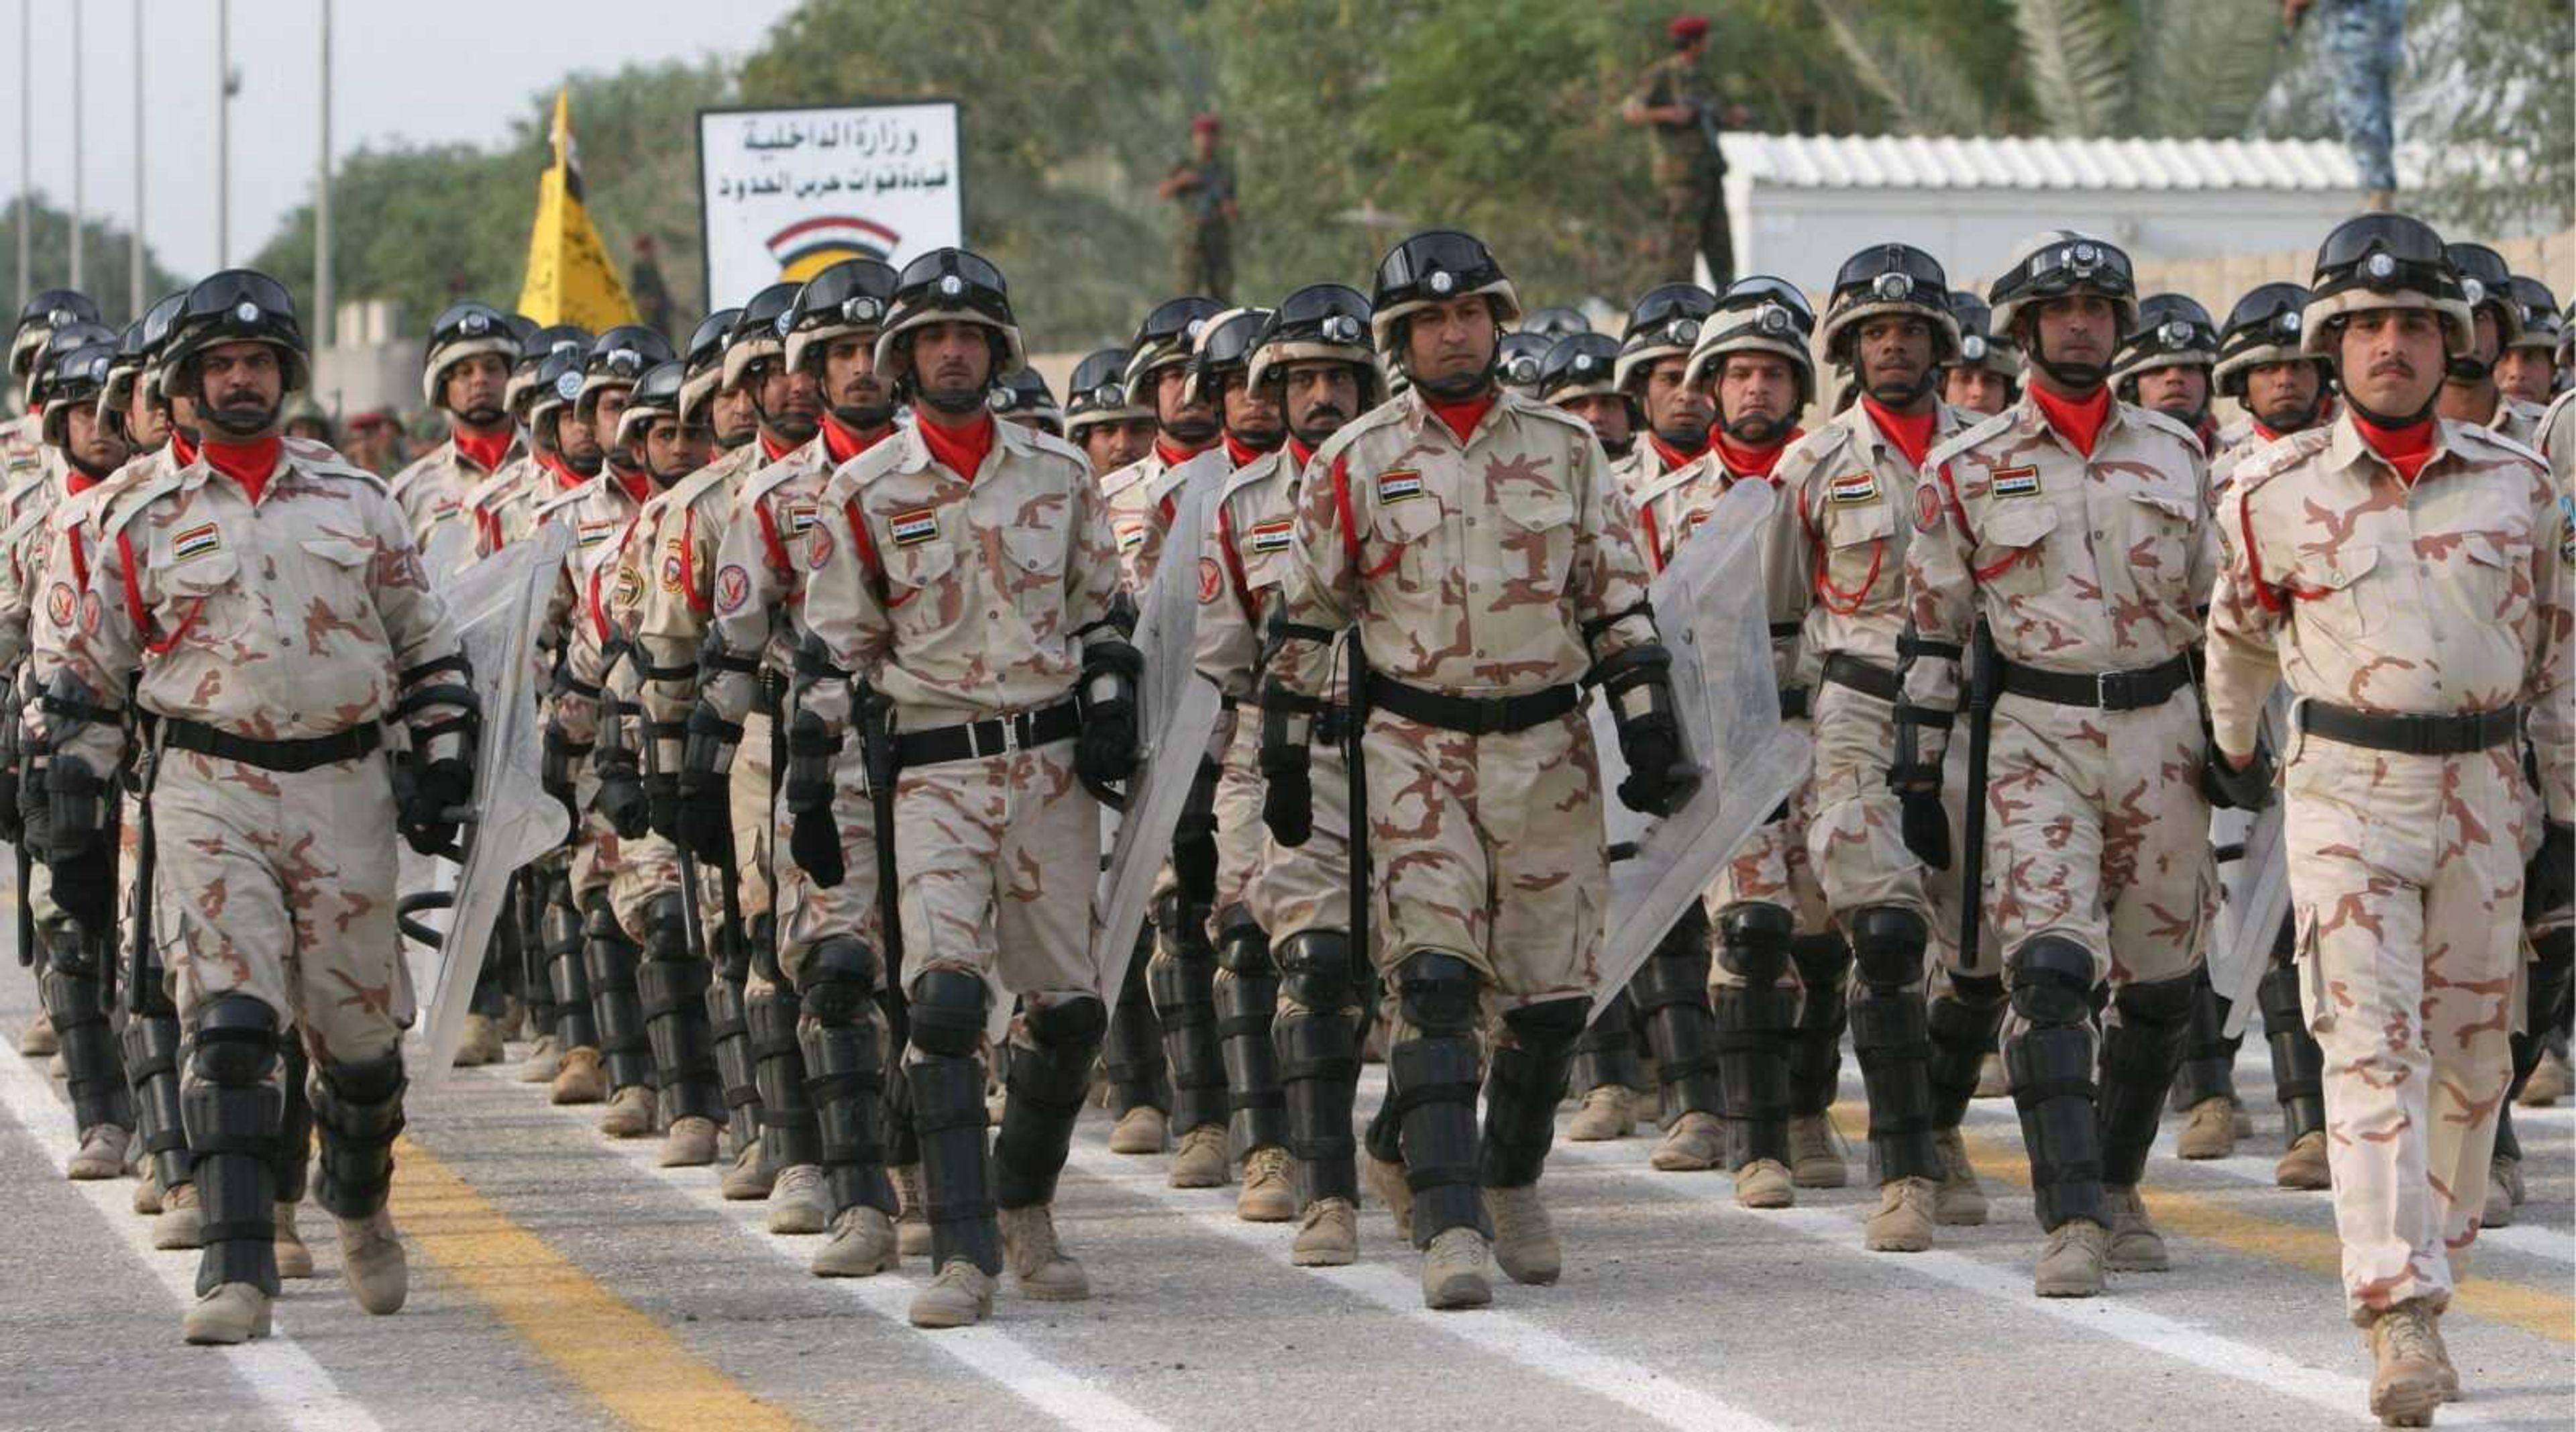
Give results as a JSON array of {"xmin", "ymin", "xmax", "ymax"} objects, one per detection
[
  {"xmin": 2239, "ymin": 493, "xmax": 2284, "ymax": 615},
  {"xmin": 753, "ymin": 494, "xmax": 792, "ymax": 575},
  {"xmin": 1328, "ymin": 454, "xmax": 1397, "ymax": 578},
  {"xmin": 1639, "ymin": 501, "xmax": 1664, "ymax": 576},
  {"xmin": 841, "ymin": 497, "xmax": 905, "ymax": 608},
  {"xmin": 1216, "ymin": 499, "xmax": 1256, "ymax": 621},
  {"xmin": 680, "ymin": 508, "xmax": 709, "ymax": 616},
  {"xmin": 1799, "ymin": 485, "xmax": 1887, "ymax": 616},
  {"xmin": 117, "ymin": 529, "xmax": 201, "ymax": 655}
]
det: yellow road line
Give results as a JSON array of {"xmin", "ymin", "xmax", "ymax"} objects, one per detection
[{"xmin": 388, "ymin": 1135, "xmax": 813, "ymax": 1432}]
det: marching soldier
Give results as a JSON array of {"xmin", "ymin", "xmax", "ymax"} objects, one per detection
[
  {"xmin": 696, "ymin": 257, "xmax": 918, "ymax": 1274},
  {"xmin": 537, "ymin": 324, "xmax": 680, "ymax": 1138},
  {"xmin": 2204, "ymin": 213, "xmax": 2571, "ymax": 1425},
  {"xmin": 1636, "ymin": 276, "xmax": 1833, "ymax": 1191},
  {"xmin": 1940, "ymin": 293, "xmax": 2021, "ymax": 418},
  {"xmin": 1768, "ymin": 243, "xmax": 1980, "ymax": 1248},
  {"xmin": 1102, "ymin": 297, "xmax": 1224, "ymax": 590},
  {"xmin": 1537, "ymin": 332, "xmax": 1635, "ymax": 461},
  {"xmin": 1065, "ymin": 347, "xmax": 1159, "ymax": 482},
  {"xmin": 2110, "ymin": 294, "xmax": 2220, "ymax": 452},
  {"xmin": 1621, "ymin": 15, "xmax": 1741, "ymax": 285},
  {"xmin": 1608, "ymin": 283, "xmax": 1718, "ymax": 494},
  {"xmin": 2493, "ymin": 276, "xmax": 2561, "ymax": 408},
  {"xmin": 1159, "ymin": 115, "xmax": 1238, "ymax": 303},
  {"xmin": 1197, "ymin": 284, "xmax": 1383, "ymax": 1262},
  {"xmin": 1896, "ymin": 232, "xmax": 2218, "ymax": 1298},
  {"xmin": 467, "ymin": 324, "xmax": 592, "ymax": 562},
  {"xmin": 38, "ymin": 270, "xmax": 475, "ymax": 1343},
  {"xmin": 5, "ymin": 291, "xmax": 103, "ymax": 515},
  {"xmin": 386, "ymin": 301, "xmax": 525, "ymax": 563},
  {"xmin": 800, "ymin": 248, "xmax": 1141, "ymax": 1329},
  {"xmin": 1495, "ymin": 331, "xmax": 1554, "ymax": 395},
  {"xmin": 2435, "ymin": 243, "xmax": 2546, "ymax": 447},
  {"xmin": 1262, "ymin": 230, "xmax": 1693, "ymax": 1308},
  {"xmin": 2197, "ymin": 280, "xmax": 2339, "ymax": 1191},
  {"xmin": 991, "ymin": 368, "xmax": 1064, "ymax": 438}
]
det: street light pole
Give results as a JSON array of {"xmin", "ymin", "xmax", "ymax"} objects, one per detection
[
  {"xmin": 315, "ymin": 0, "xmax": 332, "ymax": 348},
  {"xmin": 130, "ymin": 0, "xmax": 144, "ymax": 315},
  {"xmin": 68, "ymin": 0, "xmax": 83, "ymax": 290},
  {"xmin": 215, "ymin": 0, "xmax": 229, "ymax": 267},
  {"xmin": 14, "ymin": 0, "xmax": 28, "ymax": 314}
]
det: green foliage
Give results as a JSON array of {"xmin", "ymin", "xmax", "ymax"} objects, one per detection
[
  {"xmin": 2409, "ymin": 0, "xmax": 2573, "ymax": 234},
  {"xmin": 2, "ymin": 196, "xmax": 187, "ymax": 327}
]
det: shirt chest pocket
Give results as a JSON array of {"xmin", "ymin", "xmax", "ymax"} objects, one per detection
[
  {"xmin": 294, "ymin": 536, "xmax": 384, "ymax": 655},
  {"xmin": 1970, "ymin": 499, "xmax": 2058, "ymax": 597},
  {"xmin": 2118, "ymin": 484, "xmax": 2196, "ymax": 589},
  {"xmin": 1367, "ymin": 484, "xmax": 1448, "ymax": 594},
  {"xmin": 998, "ymin": 522, "xmax": 1065, "ymax": 593},
  {"xmin": 2451, "ymin": 529, "xmax": 2527, "ymax": 625},
  {"xmin": 157, "ymin": 548, "xmax": 253, "ymax": 650},
  {"xmin": 1495, "ymin": 491, "xmax": 1577, "ymax": 591},
  {"xmin": 875, "ymin": 504, "xmax": 961, "ymax": 607},
  {"xmin": 2290, "ymin": 543, "xmax": 2384, "ymax": 636},
  {"xmin": 1819, "ymin": 495, "xmax": 1896, "ymax": 604}
]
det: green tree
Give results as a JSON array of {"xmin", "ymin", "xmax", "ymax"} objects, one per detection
[
  {"xmin": 3, "ymin": 195, "xmax": 189, "ymax": 328},
  {"xmin": 2406, "ymin": 0, "xmax": 2573, "ymax": 234}
]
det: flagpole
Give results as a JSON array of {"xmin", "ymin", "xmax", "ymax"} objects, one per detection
[
  {"xmin": 68, "ymin": 0, "xmax": 83, "ymax": 291},
  {"xmin": 315, "ymin": 0, "xmax": 333, "ymax": 348},
  {"xmin": 129, "ymin": 0, "xmax": 144, "ymax": 315}
]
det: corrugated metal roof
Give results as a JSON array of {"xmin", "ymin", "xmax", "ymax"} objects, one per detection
[{"xmin": 1721, "ymin": 134, "xmax": 2363, "ymax": 191}]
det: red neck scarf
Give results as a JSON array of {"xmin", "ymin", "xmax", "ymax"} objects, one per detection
[
  {"xmin": 920, "ymin": 412, "xmax": 998, "ymax": 482},
  {"xmin": 759, "ymin": 429, "xmax": 799, "ymax": 464},
  {"xmin": 64, "ymin": 469, "xmax": 99, "ymax": 496},
  {"xmin": 2030, "ymin": 382, "xmax": 2112, "ymax": 458},
  {"xmin": 1862, "ymin": 396, "xmax": 1938, "ymax": 470},
  {"xmin": 204, "ymin": 434, "xmax": 284, "ymax": 505},
  {"xmin": 1648, "ymin": 431, "xmax": 1706, "ymax": 472},
  {"xmin": 1426, "ymin": 394, "xmax": 1494, "ymax": 446},
  {"xmin": 820, "ymin": 414, "xmax": 888, "ymax": 468},
  {"xmin": 1288, "ymin": 436, "xmax": 1318, "ymax": 469},
  {"xmin": 169, "ymin": 429, "xmax": 200, "ymax": 468},
  {"xmin": 1223, "ymin": 433, "xmax": 1274, "ymax": 469},
  {"xmin": 1715, "ymin": 429, "xmax": 1798, "ymax": 483},
  {"xmin": 2351, "ymin": 411, "xmax": 2438, "ymax": 486},
  {"xmin": 452, "ymin": 425, "xmax": 513, "ymax": 475},
  {"xmin": 542, "ymin": 451, "xmax": 585, "ymax": 493},
  {"xmin": 1155, "ymin": 434, "xmax": 1213, "ymax": 469},
  {"xmin": 2251, "ymin": 420, "xmax": 2281, "ymax": 445},
  {"xmin": 612, "ymin": 464, "xmax": 651, "ymax": 505}
]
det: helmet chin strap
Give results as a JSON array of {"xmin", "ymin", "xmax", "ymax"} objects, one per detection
[
  {"xmin": 2444, "ymin": 353, "xmax": 2494, "ymax": 384},
  {"xmin": 2021, "ymin": 323, "xmax": 2109, "ymax": 392},
  {"xmin": 202, "ymin": 401, "xmax": 280, "ymax": 438},
  {"xmin": 1653, "ymin": 419, "xmax": 1709, "ymax": 452},
  {"xmin": 916, "ymin": 382, "xmax": 985, "ymax": 415},
  {"xmin": 1414, "ymin": 366, "xmax": 1493, "ymax": 402},
  {"xmin": 2258, "ymin": 388, "xmax": 2328, "ymax": 434},
  {"xmin": 2343, "ymin": 389, "xmax": 2438, "ymax": 429},
  {"xmin": 830, "ymin": 401, "xmax": 896, "ymax": 432},
  {"xmin": 564, "ymin": 449, "xmax": 604, "ymax": 477},
  {"xmin": 1227, "ymin": 421, "xmax": 1284, "ymax": 453},
  {"xmin": 1720, "ymin": 411, "xmax": 1784, "ymax": 446},
  {"xmin": 1864, "ymin": 366, "xmax": 1939, "ymax": 407}
]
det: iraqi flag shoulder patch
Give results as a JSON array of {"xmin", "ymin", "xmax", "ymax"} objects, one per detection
[
  {"xmin": 1988, "ymin": 465, "xmax": 2041, "ymax": 499},
  {"xmin": 888, "ymin": 509, "xmax": 940, "ymax": 547},
  {"xmin": 1827, "ymin": 471, "xmax": 1880, "ymax": 506},
  {"xmin": 172, "ymin": 522, "xmax": 222, "ymax": 562},
  {"xmin": 1248, "ymin": 516, "xmax": 1295, "ymax": 554},
  {"xmin": 1377, "ymin": 470, "xmax": 1424, "ymax": 503}
]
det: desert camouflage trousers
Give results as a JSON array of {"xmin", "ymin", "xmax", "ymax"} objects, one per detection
[
  {"xmin": 2285, "ymin": 735, "xmax": 2526, "ymax": 1324},
  {"xmin": 892, "ymin": 739, "xmax": 1101, "ymax": 1029},
  {"xmin": 771, "ymin": 736, "xmax": 881, "ymax": 992},
  {"xmin": 152, "ymin": 751, "xmax": 411, "ymax": 1076}
]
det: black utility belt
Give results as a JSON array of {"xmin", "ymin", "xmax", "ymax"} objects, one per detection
[
  {"xmin": 1994, "ymin": 653, "xmax": 2193, "ymax": 713},
  {"xmin": 892, "ymin": 698, "xmax": 1081, "ymax": 767},
  {"xmin": 1818, "ymin": 654, "xmax": 1900, "ymax": 704},
  {"xmin": 161, "ymin": 717, "xmax": 382, "ymax": 773},
  {"xmin": 1365, "ymin": 674, "xmax": 1579, "ymax": 736},
  {"xmin": 2300, "ymin": 701, "xmax": 2520, "ymax": 757}
]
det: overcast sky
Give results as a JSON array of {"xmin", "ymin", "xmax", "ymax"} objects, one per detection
[{"xmin": 5, "ymin": 0, "xmax": 802, "ymax": 281}]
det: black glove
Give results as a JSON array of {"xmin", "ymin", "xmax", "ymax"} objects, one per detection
[
  {"xmin": 399, "ymin": 756, "xmax": 474, "ymax": 857},
  {"xmin": 674, "ymin": 770, "xmax": 733, "ymax": 864},
  {"xmin": 0, "ymin": 764, "xmax": 21, "ymax": 846},
  {"xmin": 1887, "ymin": 704, "xmax": 1951, "ymax": 870},
  {"xmin": 1173, "ymin": 756, "xmax": 1220, "ymax": 900},
  {"xmin": 1615, "ymin": 713, "xmax": 1699, "ymax": 817},
  {"xmin": 43, "ymin": 760, "xmax": 113, "ymax": 928},
  {"xmin": 791, "ymin": 803, "xmax": 845, "ymax": 888},
  {"xmin": 15, "ymin": 762, "xmax": 47, "ymax": 855},
  {"xmin": 593, "ymin": 750, "xmax": 649, "ymax": 841},
  {"xmin": 643, "ymin": 773, "xmax": 681, "ymax": 842},
  {"xmin": 1898, "ymin": 792, "xmax": 1951, "ymax": 872},
  {"xmin": 48, "ymin": 846, "xmax": 115, "ymax": 930},
  {"xmin": 2201, "ymin": 738, "xmax": 2276, "ymax": 813},
  {"xmin": 1075, "ymin": 639, "xmax": 1144, "ymax": 808},
  {"xmin": 541, "ymin": 726, "xmax": 585, "ymax": 832},
  {"xmin": 2528, "ymin": 820, "xmax": 2574, "ymax": 924},
  {"xmin": 1261, "ymin": 764, "xmax": 1312, "ymax": 848}
]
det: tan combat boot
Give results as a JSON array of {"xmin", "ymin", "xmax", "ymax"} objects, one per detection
[
  {"xmin": 998, "ymin": 1205, "xmax": 1089, "ymax": 1300},
  {"xmin": 1932, "ymin": 1127, "xmax": 1988, "ymax": 1225},
  {"xmin": 1365, "ymin": 1154, "xmax": 1414, "ymax": 1240},
  {"xmin": 1108, "ymin": 1103, "xmax": 1168, "ymax": 1155},
  {"xmin": 892, "ymin": 1164, "xmax": 932, "ymax": 1258},
  {"xmin": 1865, "ymin": 1176, "xmax": 1939, "ymax": 1252},
  {"xmin": 597, "ymin": 1084, "xmax": 657, "ymax": 1137},
  {"xmin": 182, "ymin": 1283, "xmax": 272, "ymax": 1345},
  {"xmin": 1973, "ymin": 1052, "xmax": 2008, "ymax": 1098},
  {"xmin": 767, "ymin": 1164, "xmax": 831, "ymax": 1235},
  {"xmin": 337, "ymin": 1208, "xmax": 409, "ymax": 1315},
  {"xmin": 2520, "ymin": 1047, "xmax": 2570, "ymax": 1106},
  {"xmin": 452, "ymin": 1012, "xmax": 504, "ymax": 1068},
  {"xmin": 133, "ymin": 1166, "xmax": 164, "ymax": 1216},
  {"xmin": 2365, "ymin": 1299, "xmax": 2445, "ymax": 1426},
  {"xmin": 1167, "ymin": 1123, "xmax": 1228, "ymax": 1188},
  {"xmin": 2480, "ymin": 1160, "xmax": 2515, "ymax": 1229},
  {"xmin": 274, "ymin": 1202, "xmax": 315, "ymax": 1280},
  {"xmin": 1650, "ymin": 1111, "xmax": 1725, "ymax": 1172},
  {"xmin": 659, "ymin": 1115, "xmax": 720, "ymax": 1168},
  {"xmin": 1419, "ymin": 1225, "xmax": 1494, "ymax": 1310},
  {"xmin": 516, "ymin": 1033, "xmax": 563, "ymax": 1084},
  {"xmin": 1291, "ymin": 1196, "xmax": 1359, "ymax": 1267},
  {"xmin": 906, "ymin": 1258, "xmax": 997, "ymax": 1329},
  {"xmin": 550, "ymin": 1046, "xmax": 608, "ymax": 1105},
  {"xmin": 2033, "ymin": 1217, "xmax": 2109, "ymax": 1297},
  {"xmin": 1566, "ymin": 1085, "xmax": 1635, "ymax": 1141},
  {"xmin": 1485, "ymin": 1185, "xmax": 1560, "ymax": 1285},
  {"xmin": 1733, "ymin": 1158, "xmax": 1795, "ymax": 1209},
  {"xmin": 811, "ymin": 1205, "xmax": 899, "ymax": 1277},
  {"xmin": 719, "ymin": 1138, "xmax": 778, "ymax": 1200},
  {"xmin": 2175, "ymin": 1096, "xmax": 2237, "ymax": 1160},
  {"xmin": 2276, "ymin": 1129, "xmax": 2330, "ymax": 1190},
  {"xmin": 2104, "ymin": 1184, "xmax": 2169, "ymax": 1272},
  {"xmin": 154, "ymin": 1182, "xmax": 205, "ymax": 1249},
  {"xmin": 2424, "ymin": 1309, "xmax": 2461, "ymax": 1402},
  {"xmin": 1238, "ymin": 1146, "xmax": 1297, "ymax": 1223},
  {"xmin": 1788, "ymin": 1114, "xmax": 1846, "ymax": 1188},
  {"xmin": 66, "ymin": 1123, "xmax": 131, "ymax": 1180},
  {"xmin": 18, "ymin": 1011, "xmax": 58, "ymax": 1057}
]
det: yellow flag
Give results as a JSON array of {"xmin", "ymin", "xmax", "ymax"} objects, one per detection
[{"xmin": 517, "ymin": 91, "xmax": 638, "ymax": 329}]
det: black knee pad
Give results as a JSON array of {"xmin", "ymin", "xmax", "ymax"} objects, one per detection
[
  {"xmin": 1789, "ymin": 931, "xmax": 1851, "ymax": 988},
  {"xmin": 1502, "ymin": 996, "xmax": 1589, "ymax": 1054},
  {"xmin": 2112, "ymin": 970, "xmax": 2195, "ymax": 1030},
  {"xmin": 1633, "ymin": 905, "xmax": 1714, "ymax": 1013},
  {"xmin": 311, "ymin": 1051, "xmax": 408, "ymax": 1218},
  {"xmin": 2008, "ymin": 936, "xmax": 2097, "ymax": 1027},
  {"xmin": 43, "ymin": 923, "xmax": 102, "ymax": 978},
  {"xmin": 582, "ymin": 892, "xmax": 623, "ymax": 944},
  {"xmin": 189, "ymin": 995, "xmax": 282, "ymax": 1089},
  {"xmin": 906, "ymin": 968, "xmax": 989, "ymax": 1058},
  {"xmin": 1214, "ymin": 909, "xmax": 1274, "ymax": 977},
  {"xmin": 644, "ymin": 892, "xmax": 691, "ymax": 963},
  {"xmin": 1394, "ymin": 950, "xmax": 1481, "ymax": 1037},
  {"xmin": 1717, "ymin": 902, "xmax": 1794, "ymax": 984},
  {"xmin": 1848, "ymin": 907, "xmax": 1929, "ymax": 990},
  {"xmin": 1153, "ymin": 890, "xmax": 1216, "ymax": 962},
  {"xmin": 1022, "ymin": 995, "xmax": 1109, "ymax": 1052},
  {"xmin": 801, "ymin": 936, "xmax": 881, "ymax": 1023},
  {"xmin": 1277, "ymin": 930, "xmax": 1358, "ymax": 1013},
  {"xmin": 180, "ymin": 997, "xmax": 284, "ymax": 1296}
]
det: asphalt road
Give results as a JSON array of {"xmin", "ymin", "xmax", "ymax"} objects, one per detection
[{"xmin": 1, "ymin": 958, "xmax": 2567, "ymax": 1432}]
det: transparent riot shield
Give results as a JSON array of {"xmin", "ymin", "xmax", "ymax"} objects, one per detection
[
  {"xmin": 1589, "ymin": 478, "xmax": 1811, "ymax": 1019},
  {"xmin": 402, "ymin": 525, "xmax": 574, "ymax": 1091},
  {"xmin": 2213, "ymin": 688, "xmax": 2292, "ymax": 1039}
]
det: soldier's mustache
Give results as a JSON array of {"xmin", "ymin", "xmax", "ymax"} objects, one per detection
[{"xmin": 2370, "ymin": 357, "xmax": 2414, "ymax": 378}]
